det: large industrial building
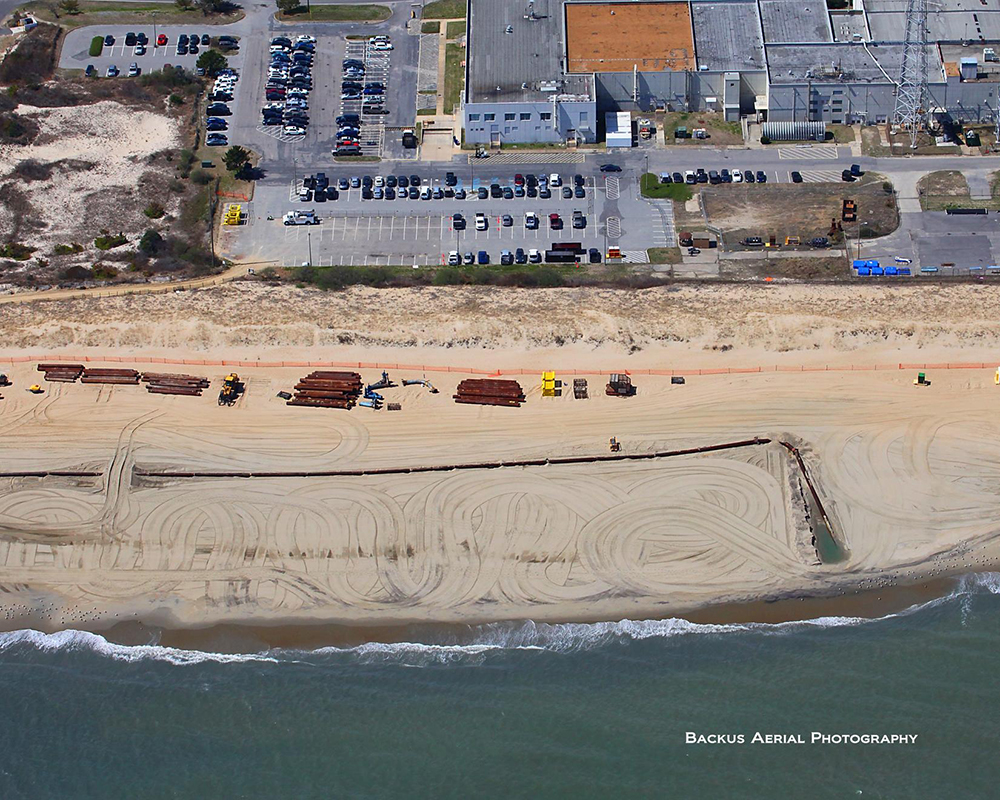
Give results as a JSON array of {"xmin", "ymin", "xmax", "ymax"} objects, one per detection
[{"xmin": 462, "ymin": 0, "xmax": 1000, "ymax": 145}]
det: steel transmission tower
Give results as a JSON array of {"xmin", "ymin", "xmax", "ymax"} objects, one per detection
[{"xmin": 892, "ymin": 0, "xmax": 929, "ymax": 149}]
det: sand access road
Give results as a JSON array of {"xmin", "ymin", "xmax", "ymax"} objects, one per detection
[{"xmin": 1, "ymin": 359, "xmax": 998, "ymax": 633}]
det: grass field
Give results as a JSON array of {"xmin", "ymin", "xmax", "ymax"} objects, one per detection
[
  {"xmin": 421, "ymin": 0, "xmax": 465, "ymax": 19},
  {"xmin": 24, "ymin": 1, "xmax": 244, "ymax": 28},
  {"xmin": 646, "ymin": 247, "xmax": 682, "ymax": 264},
  {"xmin": 640, "ymin": 173, "xmax": 692, "ymax": 201},
  {"xmin": 443, "ymin": 42, "xmax": 464, "ymax": 115},
  {"xmin": 917, "ymin": 170, "xmax": 1000, "ymax": 211},
  {"xmin": 421, "ymin": 20, "xmax": 440, "ymax": 33},
  {"xmin": 278, "ymin": 4, "xmax": 391, "ymax": 22},
  {"xmin": 446, "ymin": 20, "xmax": 466, "ymax": 38}
]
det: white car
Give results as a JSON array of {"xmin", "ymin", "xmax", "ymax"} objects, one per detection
[
  {"xmin": 732, "ymin": 170, "xmax": 743, "ymax": 183},
  {"xmin": 684, "ymin": 169, "xmax": 695, "ymax": 183},
  {"xmin": 447, "ymin": 250, "xmax": 460, "ymax": 265},
  {"xmin": 296, "ymin": 34, "xmax": 316, "ymax": 43},
  {"xmin": 374, "ymin": 176, "xmax": 385, "ymax": 187},
  {"xmin": 528, "ymin": 248, "xmax": 541, "ymax": 263},
  {"xmin": 524, "ymin": 211, "xmax": 538, "ymax": 229},
  {"xmin": 370, "ymin": 41, "xmax": 393, "ymax": 51},
  {"xmin": 549, "ymin": 173, "xmax": 562, "ymax": 186},
  {"xmin": 270, "ymin": 44, "xmax": 290, "ymax": 53},
  {"xmin": 475, "ymin": 213, "xmax": 488, "ymax": 230},
  {"xmin": 283, "ymin": 125, "xmax": 307, "ymax": 136},
  {"xmin": 286, "ymin": 98, "xmax": 307, "ymax": 108}
]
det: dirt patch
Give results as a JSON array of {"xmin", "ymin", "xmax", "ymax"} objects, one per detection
[
  {"xmin": 565, "ymin": 1, "xmax": 694, "ymax": 72},
  {"xmin": 723, "ymin": 257, "xmax": 850, "ymax": 280},
  {"xmin": 701, "ymin": 177, "xmax": 898, "ymax": 250}
]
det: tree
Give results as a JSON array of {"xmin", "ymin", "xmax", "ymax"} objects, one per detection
[
  {"xmin": 276, "ymin": 0, "xmax": 300, "ymax": 14},
  {"xmin": 58, "ymin": 0, "xmax": 81, "ymax": 14},
  {"xmin": 174, "ymin": 0, "xmax": 192, "ymax": 9},
  {"xmin": 196, "ymin": 0, "xmax": 225, "ymax": 14},
  {"xmin": 139, "ymin": 229, "xmax": 164, "ymax": 256},
  {"xmin": 222, "ymin": 145, "xmax": 251, "ymax": 177},
  {"xmin": 195, "ymin": 49, "xmax": 227, "ymax": 76}
]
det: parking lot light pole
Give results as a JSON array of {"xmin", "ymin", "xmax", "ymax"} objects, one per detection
[{"xmin": 307, "ymin": 231, "xmax": 313, "ymax": 267}]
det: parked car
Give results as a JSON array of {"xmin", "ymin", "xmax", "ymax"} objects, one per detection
[
  {"xmin": 201, "ymin": 34, "xmax": 210, "ymax": 45},
  {"xmin": 85, "ymin": 64, "xmax": 97, "ymax": 77},
  {"xmin": 106, "ymin": 64, "xmax": 119, "ymax": 77},
  {"xmin": 156, "ymin": 33, "xmax": 168, "ymax": 46},
  {"xmin": 549, "ymin": 213, "xmax": 562, "ymax": 230},
  {"xmin": 448, "ymin": 250, "xmax": 460, "ymax": 266},
  {"xmin": 562, "ymin": 186, "xmax": 573, "ymax": 199},
  {"xmin": 528, "ymin": 249, "xmax": 541, "ymax": 263},
  {"xmin": 599, "ymin": 164, "xmax": 621, "ymax": 172},
  {"xmin": 572, "ymin": 211, "xmax": 586, "ymax": 229},
  {"xmin": 502, "ymin": 214, "xmax": 513, "ymax": 227},
  {"xmin": 475, "ymin": 213, "xmax": 488, "ymax": 231},
  {"xmin": 756, "ymin": 170, "xmax": 768, "ymax": 183},
  {"xmin": 515, "ymin": 248, "xmax": 527, "ymax": 264},
  {"xmin": 206, "ymin": 117, "xmax": 228, "ymax": 131},
  {"xmin": 500, "ymin": 250, "xmax": 513, "ymax": 265},
  {"xmin": 744, "ymin": 169, "xmax": 755, "ymax": 183},
  {"xmin": 477, "ymin": 250, "xmax": 488, "ymax": 265},
  {"xmin": 104, "ymin": 34, "xmax": 115, "ymax": 46},
  {"xmin": 206, "ymin": 133, "xmax": 228, "ymax": 146},
  {"xmin": 791, "ymin": 171, "xmax": 803, "ymax": 183}
]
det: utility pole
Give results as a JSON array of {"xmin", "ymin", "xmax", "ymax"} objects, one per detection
[{"xmin": 307, "ymin": 231, "xmax": 313, "ymax": 266}]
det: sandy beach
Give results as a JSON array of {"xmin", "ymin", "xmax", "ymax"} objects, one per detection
[{"xmin": 2, "ymin": 281, "xmax": 1000, "ymax": 635}]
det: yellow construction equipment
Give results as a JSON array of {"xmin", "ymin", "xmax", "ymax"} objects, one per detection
[
  {"xmin": 541, "ymin": 370, "xmax": 556, "ymax": 397},
  {"xmin": 609, "ymin": 437, "xmax": 621, "ymax": 452},
  {"xmin": 218, "ymin": 373, "xmax": 242, "ymax": 406},
  {"xmin": 995, "ymin": 367, "xmax": 999, "ymax": 385},
  {"xmin": 223, "ymin": 204, "xmax": 243, "ymax": 225},
  {"xmin": 28, "ymin": 384, "xmax": 43, "ymax": 393}
]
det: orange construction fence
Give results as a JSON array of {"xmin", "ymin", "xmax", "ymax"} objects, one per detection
[{"xmin": 0, "ymin": 355, "xmax": 995, "ymax": 376}]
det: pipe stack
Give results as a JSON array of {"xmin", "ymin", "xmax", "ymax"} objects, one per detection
[
  {"xmin": 287, "ymin": 371, "xmax": 363, "ymax": 410},
  {"xmin": 80, "ymin": 368, "xmax": 140, "ymax": 385},
  {"xmin": 454, "ymin": 378, "xmax": 525, "ymax": 408},
  {"xmin": 37, "ymin": 363, "xmax": 85, "ymax": 382},
  {"xmin": 141, "ymin": 372, "xmax": 210, "ymax": 396}
]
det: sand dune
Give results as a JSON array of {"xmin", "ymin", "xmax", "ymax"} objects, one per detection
[{"xmin": 3, "ymin": 283, "xmax": 1000, "ymax": 362}]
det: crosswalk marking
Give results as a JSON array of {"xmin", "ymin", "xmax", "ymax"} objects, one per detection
[{"xmin": 777, "ymin": 145, "xmax": 839, "ymax": 159}]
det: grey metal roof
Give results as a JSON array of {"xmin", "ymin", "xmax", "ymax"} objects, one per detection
[
  {"xmin": 467, "ymin": 0, "xmax": 593, "ymax": 103},
  {"xmin": 867, "ymin": 9, "xmax": 1000, "ymax": 43},
  {"xmin": 765, "ymin": 42, "xmax": 944, "ymax": 83},
  {"xmin": 691, "ymin": 1, "xmax": 766, "ymax": 71},
  {"xmin": 759, "ymin": 0, "xmax": 832, "ymax": 43}
]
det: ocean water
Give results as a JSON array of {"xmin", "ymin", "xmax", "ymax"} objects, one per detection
[{"xmin": 1, "ymin": 575, "xmax": 998, "ymax": 799}]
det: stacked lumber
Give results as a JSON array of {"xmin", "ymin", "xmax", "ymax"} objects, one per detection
[
  {"xmin": 287, "ymin": 370, "xmax": 362, "ymax": 410},
  {"xmin": 454, "ymin": 378, "xmax": 525, "ymax": 408},
  {"xmin": 141, "ymin": 372, "xmax": 210, "ymax": 397},
  {"xmin": 80, "ymin": 368, "xmax": 140, "ymax": 385},
  {"xmin": 37, "ymin": 363, "xmax": 84, "ymax": 383}
]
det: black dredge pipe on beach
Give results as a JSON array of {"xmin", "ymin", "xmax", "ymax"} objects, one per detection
[
  {"xmin": 0, "ymin": 471, "xmax": 103, "ymax": 478},
  {"xmin": 134, "ymin": 438, "xmax": 774, "ymax": 479},
  {"xmin": 779, "ymin": 441, "xmax": 847, "ymax": 563}
]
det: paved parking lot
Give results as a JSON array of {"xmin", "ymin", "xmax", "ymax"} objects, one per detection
[
  {"xmin": 59, "ymin": 24, "xmax": 243, "ymax": 75},
  {"xmin": 229, "ymin": 166, "xmax": 658, "ymax": 267}
]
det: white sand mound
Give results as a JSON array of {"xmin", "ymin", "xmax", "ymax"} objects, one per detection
[{"xmin": 0, "ymin": 101, "xmax": 179, "ymax": 244}]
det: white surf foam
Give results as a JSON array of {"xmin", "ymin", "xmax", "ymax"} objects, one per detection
[
  {"xmin": 1, "ymin": 573, "xmax": 996, "ymax": 665},
  {"xmin": 0, "ymin": 628, "xmax": 280, "ymax": 666}
]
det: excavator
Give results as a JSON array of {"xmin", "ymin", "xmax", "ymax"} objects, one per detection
[{"xmin": 218, "ymin": 373, "xmax": 243, "ymax": 406}]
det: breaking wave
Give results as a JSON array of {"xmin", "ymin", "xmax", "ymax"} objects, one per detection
[{"xmin": 1, "ymin": 573, "xmax": 997, "ymax": 667}]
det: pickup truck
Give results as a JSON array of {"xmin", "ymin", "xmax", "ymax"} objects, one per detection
[{"xmin": 283, "ymin": 210, "xmax": 319, "ymax": 225}]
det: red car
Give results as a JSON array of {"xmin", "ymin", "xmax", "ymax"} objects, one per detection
[
  {"xmin": 514, "ymin": 173, "xmax": 524, "ymax": 186},
  {"xmin": 156, "ymin": 33, "xmax": 167, "ymax": 46}
]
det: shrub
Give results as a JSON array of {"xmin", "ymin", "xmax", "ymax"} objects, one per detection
[
  {"xmin": 94, "ymin": 230, "xmax": 127, "ymax": 250},
  {"xmin": 882, "ymin": 181, "xmax": 894, "ymax": 194},
  {"xmin": 168, "ymin": 94, "xmax": 184, "ymax": 106},
  {"xmin": 92, "ymin": 263, "xmax": 119, "ymax": 280},
  {"xmin": 89, "ymin": 36, "xmax": 103, "ymax": 58},
  {"xmin": 144, "ymin": 202, "xmax": 165, "ymax": 219},
  {"xmin": 760, "ymin": 135, "xmax": 771, "ymax": 144},
  {"xmin": 432, "ymin": 267, "xmax": 464, "ymax": 285},
  {"xmin": 190, "ymin": 169, "xmax": 212, "ymax": 185},
  {"xmin": 0, "ymin": 242, "xmax": 35, "ymax": 260},
  {"xmin": 53, "ymin": 242, "xmax": 84, "ymax": 255}
]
